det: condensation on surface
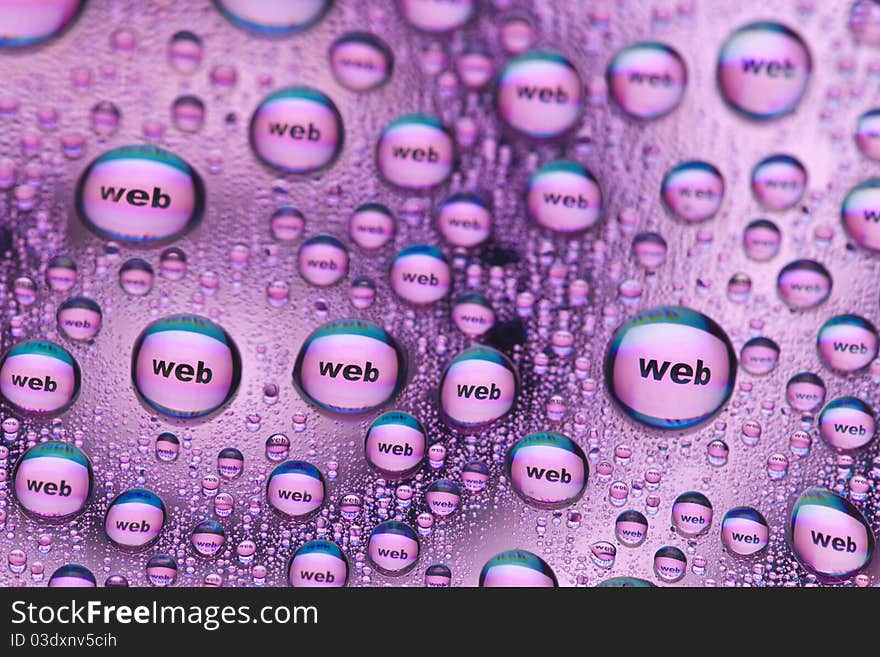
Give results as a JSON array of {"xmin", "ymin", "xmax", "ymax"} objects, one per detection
[{"xmin": 0, "ymin": 0, "xmax": 878, "ymax": 587}]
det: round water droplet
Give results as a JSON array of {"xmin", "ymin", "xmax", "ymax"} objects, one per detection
[
  {"xmin": 496, "ymin": 50, "xmax": 583, "ymax": 139},
  {"xmin": 819, "ymin": 397, "xmax": 876, "ymax": 451},
  {"xmin": 376, "ymin": 113, "xmax": 454, "ymax": 189},
  {"xmin": 167, "ymin": 30, "xmax": 203, "ymax": 74},
  {"xmin": 776, "ymin": 259, "xmax": 832, "ymax": 309},
  {"xmin": 671, "ymin": 491, "xmax": 713, "ymax": 537},
  {"xmin": 190, "ymin": 519, "xmax": 226, "ymax": 558},
  {"xmin": 267, "ymin": 460, "xmax": 325, "ymax": 519},
  {"xmin": 293, "ymin": 319, "xmax": 407, "ymax": 414},
  {"xmin": 479, "ymin": 549, "xmax": 557, "ymax": 587},
  {"xmin": 786, "ymin": 371, "xmax": 825, "ymax": 412},
  {"xmin": 45, "ymin": 255, "xmax": 77, "ymax": 292},
  {"xmin": 500, "ymin": 13, "xmax": 536, "ymax": 54},
  {"xmin": 707, "ymin": 438, "xmax": 729, "ymax": 466},
  {"xmin": 217, "ymin": 447, "xmax": 244, "ymax": 479},
  {"xmin": 425, "ymin": 563, "xmax": 452, "ymax": 587},
  {"xmin": 146, "ymin": 554, "xmax": 177, "ymax": 586},
  {"xmin": 364, "ymin": 411, "xmax": 426, "ymax": 480},
  {"xmin": 426, "ymin": 479, "xmax": 461, "ymax": 517},
  {"xmin": 90, "ymin": 100, "xmax": 120, "ymax": 135},
  {"xmin": 615, "ymin": 509, "xmax": 649, "ymax": 547},
  {"xmin": 727, "ymin": 273, "xmax": 752, "ymax": 303},
  {"xmin": 607, "ymin": 41, "xmax": 687, "ymax": 119},
  {"xmin": 740, "ymin": 337, "xmax": 780, "ymax": 376},
  {"xmin": 104, "ymin": 575, "xmax": 129, "ymax": 588},
  {"xmin": 389, "ymin": 244, "xmax": 451, "ymax": 305},
  {"xmin": 13, "ymin": 276, "xmax": 35, "ymax": 306},
  {"xmin": 507, "ymin": 432, "xmax": 588, "ymax": 509},
  {"xmin": 348, "ymin": 203, "xmax": 394, "ymax": 250},
  {"xmin": 842, "ymin": 179, "xmax": 880, "ymax": 251},
  {"xmin": 271, "ymin": 206, "xmax": 305, "ymax": 243},
  {"xmin": 526, "ymin": 160, "xmax": 602, "ymax": 233},
  {"xmin": 171, "ymin": 95, "xmax": 205, "ymax": 133},
  {"xmin": 817, "ymin": 314, "xmax": 879, "ymax": 372},
  {"xmin": 119, "ymin": 258, "xmax": 154, "ymax": 296},
  {"xmin": 349, "ymin": 276, "xmax": 376, "ymax": 309},
  {"xmin": 0, "ymin": 340, "xmax": 81, "ymax": 416},
  {"xmin": 790, "ymin": 487, "xmax": 874, "ymax": 580},
  {"xmin": 789, "ymin": 430, "xmax": 813, "ymax": 458},
  {"xmin": 298, "ymin": 235, "xmax": 349, "ymax": 287},
  {"xmin": 131, "ymin": 314, "xmax": 242, "ymax": 419},
  {"xmin": 461, "ymin": 460, "xmax": 490, "ymax": 492},
  {"xmin": 590, "ymin": 541, "xmax": 617, "ymax": 568},
  {"xmin": 0, "ymin": 0, "xmax": 84, "ymax": 48},
  {"xmin": 214, "ymin": 493, "xmax": 234, "ymax": 518},
  {"xmin": 741, "ymin": 419, "xmax": 763, "ymax": 446},
  {"xmin": 288, "ymin": 540, "xmax": 348, "ymax": 587},
  {"xmin": 605, "ymin": 306, "xmax": 736, "ymax": 430},
  {"xmin": 850, "ymin": 0, "xmax": 880, "ymax": 45},
  {"xmin": 336, "ymin": 494, "xmax": 362, "ymax": 522},
  {"xmin": 397, "ymin": 0, "xmax": 475, "ymax": 32},
  {"xmin": 329, "ymin": 32, "xmax": 393, "ymax": 91},
  {"xmin": 48, "ymin": 564, "xmax": 95, "ymax": 588},
  {"xmin": 717, "ymin": 22, "xmax": 811, "ymax": 120},
  {"xmin": 597, "ymin": 576, "xmax": 655, "ymax": 587},
  {"xmin": 265, "ymin": 433, "xmax": 290, "ymax": 462},
  {"xmin": 75, "ymin": 145, "xmax": 204, "ymax": 244},
  {"xmin": 855, "ymin": 109, "xmax": 880, "ymax": 160},
  {"xmin": 653, "ymin": 545, "xmax": 687, "ymax": 583},
  {"xmin": 159, "ymin": 247, "xmax": 187, "ymax": 280},
  {"xmin": 13, "ymin": 442, "xmax": 92, "ymax": 520},
  {"xmin": 457, "ymin": 50, "xmax": 494, "ymax": 90},
  {"xmin": 632, "ymin": 232, "xmax": 667, "ymax": 269},
  {"xmin": 721, "ymin": 506, "xmax": 769, "ymax": 556},
  {"xmin": 57, "ymin": 297, "xmax": 101, "ymax": 342},
  {"xmin": 155, "ymin": 432, "xmax": 180, "ymax": 462},
  {"xmin": 1, "ymin": 416, "xmax": 19, "ymax": 438},
  {"xmin": 368, "ymin": 520, "xmax": 420, "ymax": 575},
  {"xmin": 743, "ymin": 219, "xmax": 781, "ymax": 261},
  {"xmin": 213, "ymin": 0, "xmax": 331, "ymax": 35},
  {"xmin": 201, "ymin": 474, "xmax": 219, "ymax": 498},
  {"xmin": 452, "ymin": 292, "xmax": 495, "ymax": 337},
  {"xmin": 751, "ymin": 154, "xmax": 807, "ymax": 210},
  {"xmin": 661, "ymin": 161, "xmax": 724, "ymax": 223},
  {"xmin": 437, "ymin": 193, "xmax": 492, "ymax": 248},
  {"xmin": 104, "ymin": 488, "xmax": 165, "ymax": 551},
  {"xmin": 250, "ymin": 87, "xmax": 343, "ymax": 174},
  {"xmin": 438, "ymin": 345, "xmax": 519, "ymax": 429}
]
